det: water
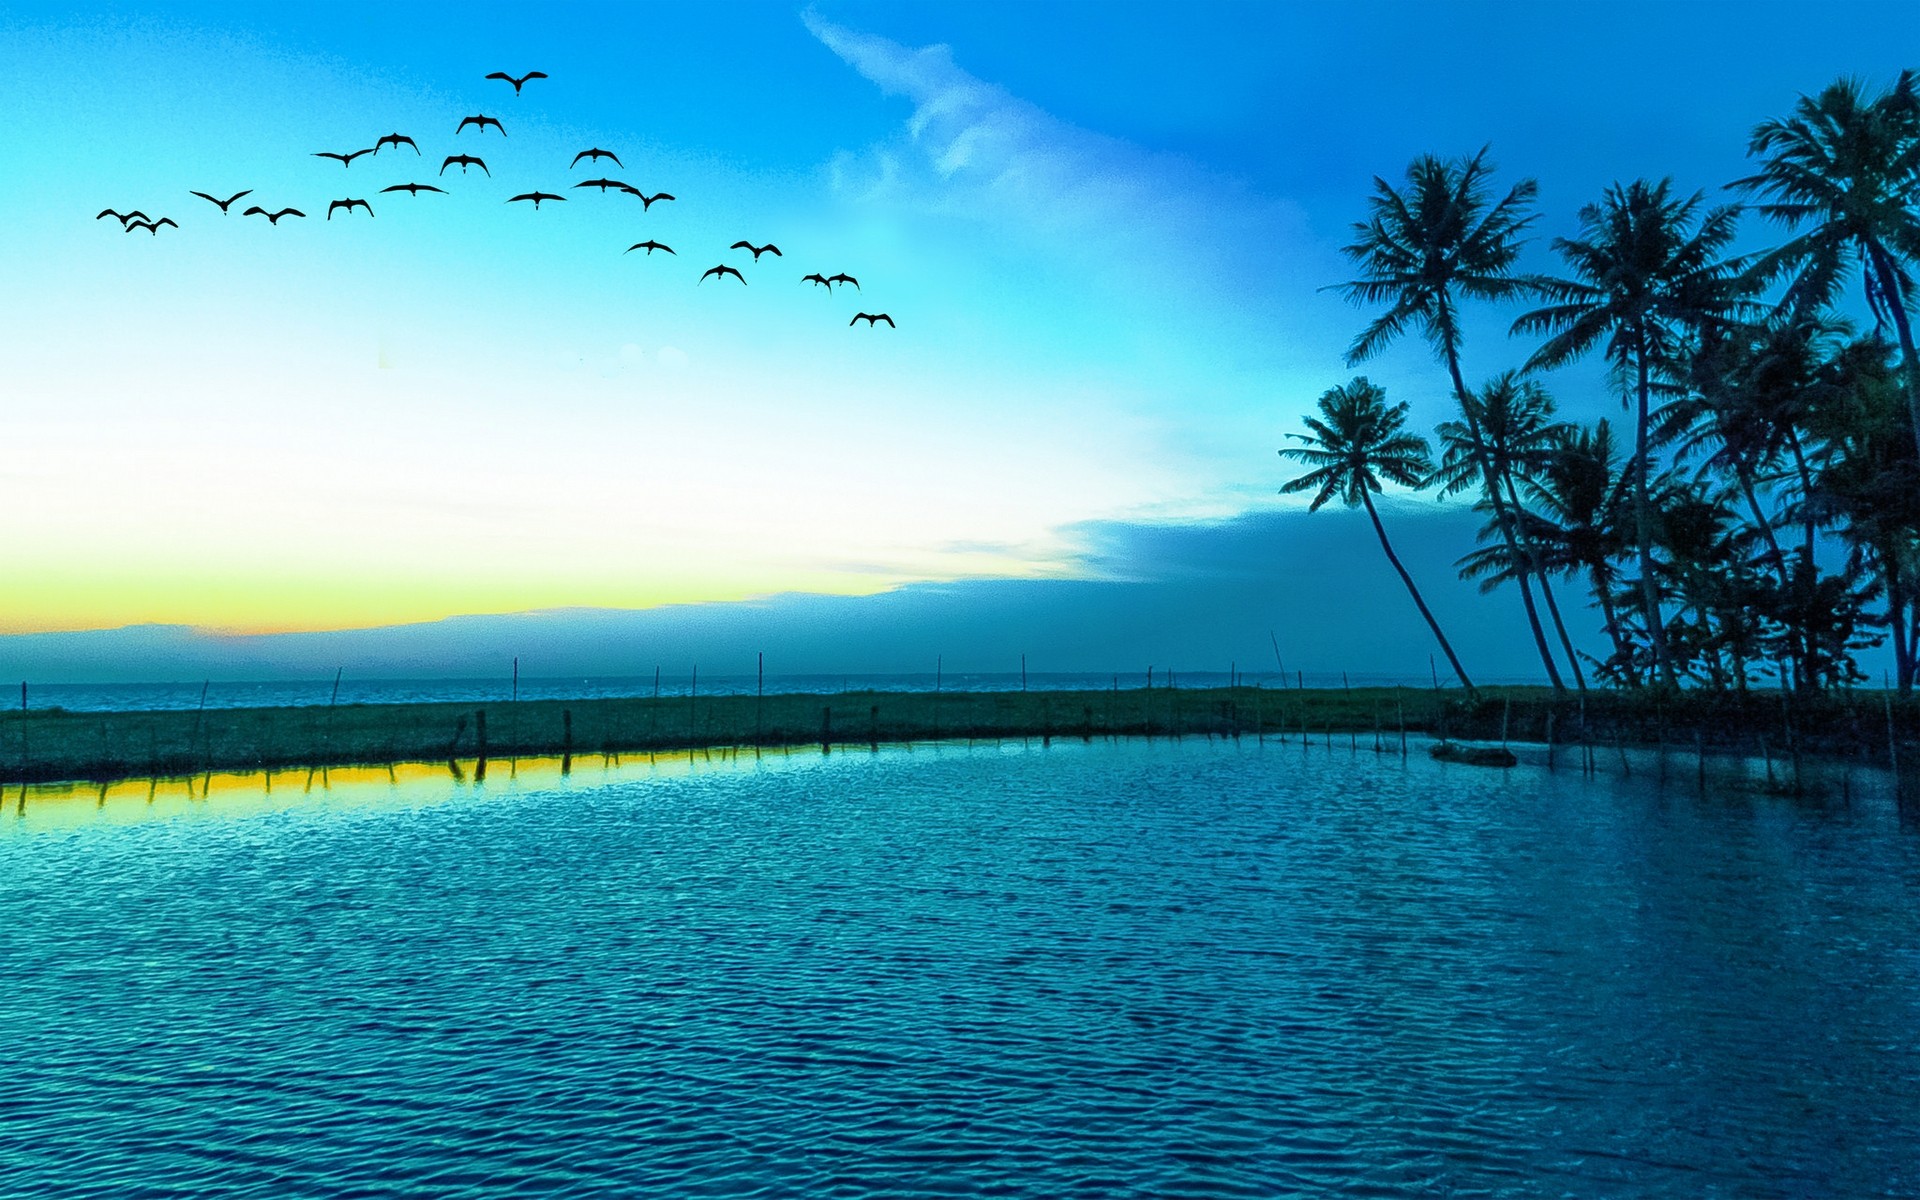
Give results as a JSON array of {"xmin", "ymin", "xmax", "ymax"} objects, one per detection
[
  {"xmin": 23, "ymin": 671, "xmax": 1461, "ymax": 714},
  {"xmin": 2, "ymin": 739, "xmax": 1915, "ymax": 1197}
]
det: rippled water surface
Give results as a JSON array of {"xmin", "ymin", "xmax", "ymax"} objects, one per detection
[{"xmin": 2, "ymin": 739, "xmax": 1917, "ymax": 1197}]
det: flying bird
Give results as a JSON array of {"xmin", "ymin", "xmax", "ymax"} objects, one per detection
[
  {"xmin": 190, "ymin": 189, "xmax": 252, "ymax": 214},
  {"xmin": 381, "ymin": 182, "xmax": 447, "ymax": 196},
  {"xmin": 327, "ymin": 198, "xmax": 374, "ymax": 220},
  {"xmin": 506, "ymin": 192, "xmax": 565, "ymax": 209},
  {"xmin": 828, "ymin": 273, "xmax": 860, "ymax": 291},
  {"xmin": 624, "ymin": 240, "xmax": 675, "ymax": 256},
  {"xmin": 622, "ymin": 188, "xmax": 675, "ymax": 210},
  {"xmin": 730, "ymin": 240, "xmax": 781, "ymax": 262},
  {"xmin": 486, "ymin": 70, "xmax": 547, "ymax": 95},
  {"xmin": 802, "ymin": 273, "xmax": 832, "ymax": 290},
  {"xmin": 242, "ymin": 206, "xmax": 305, "ymax": 224},
  {"xmin": 571, "ymin": 147, "xmax": 621, "ymax": 168},
  {"xmin": 573, "ymin": 177, "xmax": 632, "ymax": 193},
  {"xmin": 313, "ymin": 148, "xmax": 374, "ymax": 167},
  {"xmin": 700, "ymin": 264, "xmax": 746, "ymax": 285},
  {"xmin": 375, "ymin": 132, "xmax": 420, "ymax": 155},
  {"xmin": 95, "ymin": 208, "xmax": 148, "ymax": 225},
  {"xmin": 457, "ymin": 114, "xmax": 506, "ymax": 136},
  {"xmin": 440, "ymin": 154, "xmax": 489, "ymax": 176},
  {"xmin": 125, "ymin": 217, "xmax": 179, "ymax": 235},
  {"xmin": 850, "ymin": 312, "xmax": 894, "ymax": 327}
]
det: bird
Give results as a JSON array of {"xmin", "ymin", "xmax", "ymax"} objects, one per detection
[
  {"xmin": 625, "ymin": 240, "xmax": 675, "ymax": 256},
  {"xmin": 95, "ymin": 208, "xmax": 148, "ymax": 225},
  {"xmin": 850, "ymin": 312, "xmax": 895, "ymax": 327},
  {"xmin": 828, "ymin": 273, "xmax": 860, "ymax": 291},
  {"xmin": 802, "ymin": 273, "xmax": 832, "ymax": 290},
  {"xmin": 507, "ymin": 192, "xmax": 565, "ymax": 209},
  {"xmin": 571, "ymin": 147, "xmax": 621, "ymax": 168},
  {"xmin": 190, "ymin": 189, "xmax": 252, "ymax": 214},
  {"xmin": 375, "ymin": 132, "xmax": 420, "ymax": 155},
  {"xmin": 622, "ymin": 188, "xmax": 675, "ymax": 210},
  {"xmin": 457, "ymin": 114, "xmax": 506, "ymax": 136},
  {"xmin": 731, "ymin": 240, "xmax": 782, "ymax": 262},
  {"xmin": 441, "ymin": 154, "xmax": 489, "ymax": 176},
  {"xmin": 486, "ymin": 70, "xmax": 547, "ymax": 95},
  {"xmin": 242, "ymin": 206, "xmax": 305, "ymax": 224},
  {"xmin": 125, "ymin": 217, "xmax": 179, "ymax": 235},
  {"xmin": 381, "ymin": 182, "xmax": 447, "ymax": 196},
  {"xmin": 314, "ymin": 148, "xmax": 374, "ymax": 167},
  {"xmin": 327, "ymin": 198, "xmax": 374, "ymax": 220},
  {"xmin": 573, "ymin": 178, "xmax": 632, "ymax": 193},
  {"xmin": 700, "ymin": 264, "xmax": 746, "ymax": 285}
]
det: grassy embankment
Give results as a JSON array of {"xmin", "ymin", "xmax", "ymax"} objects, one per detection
[{"xmin": 2, "ymin": 684, "xmax": 1917, "ymax": 787}]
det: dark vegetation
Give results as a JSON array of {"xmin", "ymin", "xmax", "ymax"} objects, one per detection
[
  {"xmin": 4, "ymin": 685, "xmax": 1918, "ymax": 787},
  {"xmin": 1291, "ymin": 71, "xmax": 1920, "ymax": 697}
]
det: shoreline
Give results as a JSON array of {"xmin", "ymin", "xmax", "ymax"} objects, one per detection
[{"xmin": 3, "ymin": 684, "xmax": 1916, "ymax": 788}]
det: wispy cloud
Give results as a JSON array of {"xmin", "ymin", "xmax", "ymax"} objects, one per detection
[{"xmin": 802, "ymin": 11, "xmax": 1303, "ymax": 288}]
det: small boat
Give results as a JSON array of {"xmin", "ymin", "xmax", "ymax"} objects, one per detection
[{"xmin": 1429, "ymin": 740, "xmax": 1517, "ymax": 768}]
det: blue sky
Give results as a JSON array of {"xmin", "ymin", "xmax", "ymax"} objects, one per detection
[{"xmin": 3, "ymin": 0, "xmax": 1915, "ymax": 678}]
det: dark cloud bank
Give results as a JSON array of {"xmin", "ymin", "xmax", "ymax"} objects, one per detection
[{"xmin": 10, "ymin": 506, "xmax": 1603, "ymax": 685}]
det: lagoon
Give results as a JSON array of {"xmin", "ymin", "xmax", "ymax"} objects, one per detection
[{"xmin": 1, "ymin": 739, "xmax": 1916, "ymax": 1197}]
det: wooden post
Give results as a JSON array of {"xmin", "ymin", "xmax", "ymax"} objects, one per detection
[
  {"xmin": 869, "ymin": 704, "xmax": 879, "ymax": 752},
  {"xmin": 756, "ymin": 651, "xmax": 764, "ymax": 746},
  {"xmin": 1501, "ymin": 697, "xmax": 1511, "ymax": 750},
  {"xmin": 1886, "ymin": 692, "xmax": 1901, "ymax": 794},
  {"xmin": 512, "ymin": 656, "xmax": 518, "ymax": 703},
  {"xmin": 562, "ymin": 709, "xmax": 573, "ymax": 776},
  {"xmin": 1398, "ymin": 696, "xmax": 1407, "ymax": 759},
  {"xmin": 1696, "ymin": 727, "xmax": 1705, "ymax": 794},
  {"xmin": 1545, "ymin": 710, "xmax": 1556, "ymax": 771},
  {"xmin": 821, "ymin": 706, "xmax": 832, "ymax": 755},
  {"xmin": 475, "ymin": 709, "xmax": 488, "ymax": 782},
  {"xmin": 448, "ymin": 714, "xmax": 467, "ymax": 778},
  {"xmin": 1082, "ymin": 705, "xmax": 1093, "ymax": 743}
]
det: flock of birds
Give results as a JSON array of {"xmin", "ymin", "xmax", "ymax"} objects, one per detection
[{"xmin": 94, "ymin": 69, "xmax": 897, "ymax": 329}]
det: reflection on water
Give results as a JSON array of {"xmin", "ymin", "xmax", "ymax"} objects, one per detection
[{"xmin": 1, "ymin": 737, "xmax": 1916, "ymax": 1197}]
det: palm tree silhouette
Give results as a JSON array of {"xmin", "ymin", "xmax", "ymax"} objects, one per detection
[
  {"xmin": 1514, "ymin": 178, "xmax": 1748, "ymax": 687},
  {"xmin": 1733, "ymin": 71, "xmax": 1920, "ymax": 459},
  {"xmin": 1332, "ymin": 148, "xmax": 1565, "ymax": 689},
  {"xmin": 1526, "ymin": 421, "xmax": 1636, "ymax": 680},
  {"xmin": 1435, "ymin": 373, "xmax": 1586, "ymax": 690},
  {"xmin": 1281, "ymin": 378, "xmax": 1476, "ymax": 693}
]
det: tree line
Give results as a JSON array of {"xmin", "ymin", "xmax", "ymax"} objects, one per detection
[{"xmin": 1284, "ymin": 71, "xmax": 1920, "ymax": 696}]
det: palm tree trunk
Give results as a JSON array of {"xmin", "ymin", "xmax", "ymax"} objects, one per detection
[
  {"xmin": 1867, "ymin": 244, "xmax": 1920, "ymax": 463},
  {"xmin": 1887, "ymin": 544, "xmax": 1914, "ymax": 696},
  {"xmin": 1360, "ymin": 488, "xmax": 1475, "ymax": 693},
  {"xmin": 1593, "ymin": 569, "xmax": 1634, "ymax": 678},
  {"xmin": 1634, "ymin": 346, "xmax": 1678, "ymax": 688},
  {"xmin": 1443, "ymin": 352, "xmax": 1566, "ymax": 691},
  {"xmin": 1500, "ymin": 475, "xmax": 1586, "ymax": 691}
]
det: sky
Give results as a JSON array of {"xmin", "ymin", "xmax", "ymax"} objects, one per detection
[{"xmin": 3, "ymin": 0, "xmax": 1916, "ymax": 681}]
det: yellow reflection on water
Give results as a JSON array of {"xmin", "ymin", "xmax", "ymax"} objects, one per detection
[{"xmin": 0, "ymin": 742, "xmax": 812, "ymax": 835}]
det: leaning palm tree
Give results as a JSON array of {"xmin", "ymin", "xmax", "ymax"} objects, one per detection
[
  {"xmin": 1732, "ymin": 71, "xmax": 1920, "ymax": 459},
  {"xmin": 1281, "ymin": 377, "xmax": 1475, "ymax": 692},
  {"xmin": 1331, "ymin": 148, "xmax": 1562, "ymax": 687},
  {"xmin": 1514, "ymin": 178, "xmax": 1749, "ymax": 687}
]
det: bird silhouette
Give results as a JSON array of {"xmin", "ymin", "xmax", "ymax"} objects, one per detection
[
  {"xmin": 573, "ymin": 178, "xmax": 632, "ymax": 193},
  {"xmin": 381, "ymin": 182, "xmax": 447, "ymax": 196},
  {"xmin": 327, "ymin": 198, "xmax": 374, "ymax": 220},
  {"xmin": 457, "ymin": 114, "xmax": 506, "ymax": 136},
  {"xmin": 375, "ymin": 133, "xmax": 420, "ymax": 155},
  {"xmin": 125, "ymin": 217, "xmax": 179, "ymax": 235},
  {"xmin": 486, "ymin": 70, "xmax": 547, "ymax": 95},
  {"xmin": 571, "ymin": 147, "xmax": 621, "ymax": 168},
  {"xmin": 828, "ymin": 273, "xmax": 860, "ymax": 291},
  {"xmin": 700, "ymin": 264, "xmax": 746, "ymax": 285},
  {"xmin": 190, "ymin": 189, "xmax": 252, "ymax": 214},
  {"xmin": 622, "ymin": 188, "xmax": 675, "ymax": 210},
  {"xmin": 440, "ymin": 154, "xmax": 489, "ymax": 176},
  {"xmin": 625, "ymin": 240, "xmax": 675, "ymax": 256},
  {"xmin": 731, "ymin": 241, "xmax": 782, "ymax": 262},
  {"xmin": 802, "ymin": 273, "xmax": 832, "ymax": 289},
  {"xmin": 242, "ymin": 206, "xmax": 305, "ymax": 224},
  {"xmin": 95, "ymin": 208, "xmax": 148, "ymax": 225},
  {"xmin": 850, "ymin": 312, "xmax": 894, "ymax": 327},
  {"xmin": 507, "ymin": 192, "xmax": 565, "ymax": 209},
  {"xmin": 314, "ymin": 148, "xmax": 374, "ymax": 167}
]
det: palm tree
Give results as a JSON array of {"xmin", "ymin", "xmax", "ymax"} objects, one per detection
[
  {"xmin": 1514, "ymin": 178, "xmax": 1749, "ymax": 687},
  {"xmin": 1525, "ymin": 421, "xmax": 1637, "ymax": 678},
  {"xmin": 1280, "ymin": 378, "xmax": 1475, "ymax": 691},
  {"xmin": 1434, "ymin": 373, "xmax": 1586, "ymax": 689},
  {"xmin": 1732, "ymin": 71, "xmax": 1920, "ymax": 459},
  {"xmin": 1331, "ymin": 148, "xmax": 1563, "ymax": 687}
]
